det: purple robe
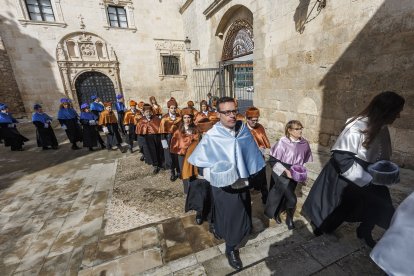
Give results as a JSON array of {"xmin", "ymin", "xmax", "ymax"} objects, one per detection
[{"xmin": 270, "ymin": 136, "xmax": 313, "ymax": 165}]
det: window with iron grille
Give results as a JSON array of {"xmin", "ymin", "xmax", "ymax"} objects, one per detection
[
  {"xmin": 162, "ymin": 56, "xmax": 180, "ymax": 75},
  {"xmin": 25, "ymin": 0, "xmax": 55, "ymax": 22},
  {"xmin": 107, "ymin": 6, "xmax": 128, "ymax": 28}
]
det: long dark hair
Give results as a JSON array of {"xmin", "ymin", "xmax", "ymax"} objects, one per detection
[
  {"xmin": 346, "ymin": 91, "xmax": 404, "ymax": 148},
  {"xmin": 179, "ymin": 115, "xmax": 196, "ymax": 134}
]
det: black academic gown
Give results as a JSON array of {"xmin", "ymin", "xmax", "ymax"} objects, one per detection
[
  {"xmin": 264, "ymin": 156, "xmax": 297, "ymax": 219},
  {"xmin": 302, "ymin": 151, "xmax": 395, "ymax": 232},
  {"xmin": 0, "ymin": 123, "xmax": 29, "ymax": 150},
  {"xmin": 33, "ymin": 121, "xmax": 58, "ymax": 148},
  {"xmin": 80, "ymin": 119, "xmax": 104, "ymax": 148},
  {"xmin": 59, "ymin": 118, "xmax": 82, "ymax": 144}
]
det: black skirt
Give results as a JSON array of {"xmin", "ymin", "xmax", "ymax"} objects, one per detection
[{"xmin": 33, "ymin": 122, "xmax": 58, "ymax": 147}]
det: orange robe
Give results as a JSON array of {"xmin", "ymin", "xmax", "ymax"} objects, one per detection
[
  {"xmin": 151, "ymin": 105, "xmax": 163, "ymax": 117},
  {"xmin": 194, "ymin": 111, "xmax": 219, "ymax": 125},
  {"xmin": 159, "ymin": 114, "xmax": 182, "ymax": 134},
  {"xmin": 98, "ymin": 110, "xmax": 117, "ymax": 125},
  {"xmin": 123, "ymin": 110, "xmax": 141, "ymax": 125},
  {"xmin": 170, "ymin": 129, "xmax": 198, "ymax": 155},
  {"xmin": 181, "ymin": 137, "xmax": 200, "ymax": 180},
  {"xmin": 135, "ymin": 116, "xmax": 161, "ymax": 135},
  {"xmin": 249, "ymin": 123, "xmax": 271, "ymax": 149}
]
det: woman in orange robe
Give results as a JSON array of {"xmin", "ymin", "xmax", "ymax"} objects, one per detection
[
  {"xmin": 123, "ymin": 100, "xmax": 142, "ymax": 153},
  {"xmin": 183, "ymin": 118, "xmax": 215, "ymax": 226},
  {"xmin": 170, "ymin": 108, "xmax": 198, "ymax": 194}
]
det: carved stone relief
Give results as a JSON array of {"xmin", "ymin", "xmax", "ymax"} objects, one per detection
[{"xmin": 56, "ymin": 32, "xmax": 122, "ymax": 106}]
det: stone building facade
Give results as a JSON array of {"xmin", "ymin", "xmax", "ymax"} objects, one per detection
[
  {"xmin": 0, "ymin": 0, "xmax": 413, "ymax": 167},
  {"xmin": 0, "ymin": 0, "xmax": 191, "ymax": 115},
  {"xmin": 0, "ymin": 35, "xmax": 25, "ymax": 115}
]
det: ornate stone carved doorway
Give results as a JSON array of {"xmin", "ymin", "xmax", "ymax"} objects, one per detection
[
  {"xmin": 75, "ymin": 72, "xmax": 116, "ymax": 105},
  {"xmin": 56, "ymin": 32, "xmax": 121, "ymax": 107}
]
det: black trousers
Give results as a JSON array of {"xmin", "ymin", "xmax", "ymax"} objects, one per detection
[
  {"xmin": 177, "ymin": 155, "xmax": 189, "ymax": 193},
  {"xmin": 163, "ymin": 134, "xmax": 180, "ymax": 175},
  {"xmin": 145, "ymin": 134, "xmax": 163, "ymax": 167},
  {"xmin": 118, "ymin": 111, "xmax": 126, "ymax": 135},
  {"xmin": 126, "ymin": 124, "xmax": 136, "ymax": 149}
]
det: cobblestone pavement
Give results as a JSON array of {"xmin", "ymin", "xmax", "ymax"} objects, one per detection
[{"xmin": 104, "ymin": 154, "xmax": 187, "ymax": 235}]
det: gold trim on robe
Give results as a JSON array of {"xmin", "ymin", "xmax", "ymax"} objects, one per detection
[
  {"xmin": 249, "ymin": 123, "xmax": 271, "ymax": 148},
  {"xmin": 98, "ymin": 110, "xmax": 118, "ymax": 125},
  {"xmin": 135, "ymin": 116, "xmax": 161, "ymax": 135},
  {"xmin": 159, "ymin": 114, "xmax": 182, "ymax": 134}
]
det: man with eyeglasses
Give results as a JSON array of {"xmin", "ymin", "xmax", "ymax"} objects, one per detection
[
  {"xmin": 245, "ymin": 107, "xmax": 271, "ymax": 205},
  {"xmin": 188, "ymin": 97, "xmax": 265, "ymax": 270}
]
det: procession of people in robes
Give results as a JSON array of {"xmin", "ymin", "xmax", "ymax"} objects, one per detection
[{"xmin": 1, "ymin": 91, "xmax": 411, "ymax": 273}]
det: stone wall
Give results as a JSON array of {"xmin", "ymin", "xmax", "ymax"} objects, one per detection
[
  {"xmin": 0, "ymin": 0, "xmax": 189, "ymax": 115},
  {"xmin": 181, "ymin": 0, "xmax": 414, "ymax": 168},
  {"xmin": 0, "ymin": 35, "xmax": 25, "ymax": 116}
]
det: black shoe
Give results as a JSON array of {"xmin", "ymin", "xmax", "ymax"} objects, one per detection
[
  {"xmin": 88, "ymin": 147, "xmax": 94, "ymax": 151},
  {"xmin": 356, "ymin": 225, "xmax": 376, "ymax": 248},
  {"xmin": 153, "ymin": 167, "xmax": 160, "ymax": 174},
  {"xmin": 52, "ymin": 145, "xmax": 59, "ymax": 150},
  {"xmin": 140, "ymin": 155, "xmax": 145, "ymax": 161},
  {"xmin": 286, "ymin": 208, "xmax": 295, "ymax": 230},
  {"xmin": 100, "ymin": 144, "xmax": 106, "ymax": 150},
  {"xmin": 170, "ymin": 174, "xmax": 178, "ymax": 182},
  {"xmin": 274, "ymin": 214, "xmax": 282, "ymax": 224},
  {"xmin": 42, "ymin": 146, "xmax": 50, "ymax": 150},
  {"xmin": 195, "ymin": 214, "xmax": 203, "ymax": 225},
  {"xmin": 119, "ymin": 147, "xmax": 127, "ymax": 153},
  {"xmin": 129, "ymin": 148, "xmax": 133, "ymax": 153},
  {"xmin": 226, "ymin": 250, "xmax": 242, "ymax": 270}
]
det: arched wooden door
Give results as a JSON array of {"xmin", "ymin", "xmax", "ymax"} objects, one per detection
[{"xmin": 75, "ymin": 71, "xmax": 116, "ymax": 107}]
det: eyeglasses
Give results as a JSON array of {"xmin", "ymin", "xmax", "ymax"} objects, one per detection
[
  {"xmin": 218, "ymin": 109, "xmax": 238, "ymax": 116},
  {"xmin": 290, "ymin": 127, "xmax": 303, "ymax": 130},
  {"xmin": 248, "ymin": 118, "xmax": 258, "ymax": 123},
  {"xmin": 170, "ymin": 107, "xmax": 177, "ymax": 109}
]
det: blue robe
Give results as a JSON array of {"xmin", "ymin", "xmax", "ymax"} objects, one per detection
[
  {"xmin": 0, "ymin": 112, "xmax": 17, "ymax": 124},
  {"xmin": 32, "ymin": 112, "xmax": 53, "ymax": 123},
  {"xmin": 90, "ymin": 102, "xmax": 104, "ymax": 112},
  {"xmin": 115, "ymin": 102, "xmax": 126, "ymax": 113},
  {"xmin": 188, "ymin": 121, "xmax": 265, "ymax": 187}
]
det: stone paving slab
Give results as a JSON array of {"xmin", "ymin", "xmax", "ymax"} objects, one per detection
[{"xmin": 0, "ymin": 123, "xmax": 121, "ymax": 275}]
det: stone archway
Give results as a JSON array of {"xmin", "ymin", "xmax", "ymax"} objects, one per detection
[
  {"xmin": 222, "ymin": 19, "xmax": 254, "ymax": 60},
  {"xmin": 56, "ymin": 32, "xmax": 122, "ymax": 108}
]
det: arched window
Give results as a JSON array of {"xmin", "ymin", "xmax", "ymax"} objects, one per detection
[
  {"xmin": 66, "ymin": 41, "xmax": 77, "ymax": 57},
  {"xmin": 222, "ymin": 19, "xmax": 254, "ymax": 60}
]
